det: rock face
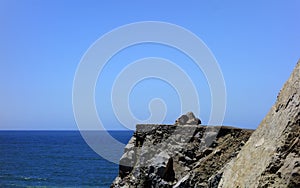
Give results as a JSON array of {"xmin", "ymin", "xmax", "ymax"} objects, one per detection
[
  {"xmin": 111, "ymin": 61, "xmax": 299, "ymax": 188},
  {"xmin": 218, "ymin": 61, "xmax": 300, "ymax": 187},
  {"xmin": 111, "ymin": 124, "xmax": 253, "ymax": 187}
]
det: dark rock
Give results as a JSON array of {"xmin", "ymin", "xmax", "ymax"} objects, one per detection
[
  {"xmin": 111, "ymin": 124, "xmax": 253, "ymax": 187},
  {"xmin": 175, "ymin": 112, "xmax": 201, "ymax": 125}
]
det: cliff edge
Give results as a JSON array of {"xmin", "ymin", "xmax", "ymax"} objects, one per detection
[
  {"xmin": 111, "ymin": 123, "xmax": 253, "ymax": 187},
  {"xmin": 111, "ymin": 60, "xmax": 299, "ymax": 188}
]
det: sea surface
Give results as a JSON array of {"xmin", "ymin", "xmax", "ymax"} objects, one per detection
[{"xmin": 0, "ymin": 131, "xmax": 133, "ymax": 187}]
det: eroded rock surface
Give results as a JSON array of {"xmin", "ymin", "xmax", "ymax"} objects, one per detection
[
  {"xmin": 218, "ymin": 61, "xmax": 300, "ymax": 187},
  {"xmin": 111, "ymin": 124, "xmax": 253, "ymax": 187}
]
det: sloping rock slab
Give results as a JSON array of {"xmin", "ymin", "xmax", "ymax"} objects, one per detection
[{"xmin": 218, "ymin": 61, "xmax": 300, "ymax": 187}]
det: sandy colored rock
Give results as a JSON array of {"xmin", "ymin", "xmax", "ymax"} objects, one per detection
[{"xmin": 219, "ymin": 61, "xmax": 300, "ymax": 187}]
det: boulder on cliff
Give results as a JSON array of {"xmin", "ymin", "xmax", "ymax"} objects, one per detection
[{"xmin": 175, "ymin": 112, "xmax": 202, "ymax": 125}]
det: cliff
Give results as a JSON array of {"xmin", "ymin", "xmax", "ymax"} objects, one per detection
[
  {"xmin": 112, "ymin": 124, "xmax": 253, "ymax": 187},
  {"xmin": 218, "ymin": 61, "xmax": 300, "ymax": 187},
  {"xmin": 111, "ymin": 60, "xmax": 299, "ymax": 188}
]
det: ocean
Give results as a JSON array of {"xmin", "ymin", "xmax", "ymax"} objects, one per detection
[{"xmin": 0, "ymin": 131, "xmax": 133, "ymax": 187}]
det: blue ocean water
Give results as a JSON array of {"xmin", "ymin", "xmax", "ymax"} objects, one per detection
[{"xmin": 0, "ymin": 131, "xmax": 133, "ymax": 187}]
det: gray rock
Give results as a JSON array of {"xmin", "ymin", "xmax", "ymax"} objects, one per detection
[
  {"xmin": 118, "ymin": 137, "xmax": 136, "ymax": 179},
  {"xmin": 111, "ymin": 124, "xmax": 253, "ymax": 187},
  {"xmin": 150, "ymin": 151, "xmax": 175, "ymax": 181},
  {"xmin": 175, "ymin": 112, "xmax": 201, "ymax": 125}
]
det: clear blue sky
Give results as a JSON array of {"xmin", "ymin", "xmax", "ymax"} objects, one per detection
[{"xmin": 0, "ymin": 1, "xmax": 299, "ymax": 130}]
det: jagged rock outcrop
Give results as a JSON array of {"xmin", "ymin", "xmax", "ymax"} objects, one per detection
[
  {"xmin": 111, "ymin": 124, "xmax": 253, "ymax": 187},
  {"xmin": 111, "ymin": 60, "xmax": 300, "ymax": 188},
  {"xmin": 218, "ymin": 61, "xmax": 300, "ymax": 187},
  {"xmin": 175, "ymin": 112, "xmax": 202, "ymax": 125}
]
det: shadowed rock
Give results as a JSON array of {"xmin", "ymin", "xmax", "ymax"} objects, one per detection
[
  {"xmin": 111, "ymin": 124, "xmax": 253, "ymax": 187},
  {"xmin": 175, "ymin": 112, "xmax": 202, "ymax": 125}
]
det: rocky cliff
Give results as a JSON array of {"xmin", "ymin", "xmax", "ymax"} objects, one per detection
[
  {"xmin": 112, "ymin": 124, "xmax": 253, "ymax": 187},
  {"xmin": 218, "ymin": 61, "xmax": 300, "ymax": 187},
  {"xmin": 111, "ymin": 60, "xmax": 299, "ymax": 188}
]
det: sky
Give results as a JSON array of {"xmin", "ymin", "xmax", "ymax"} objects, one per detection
[{"xmin": 0, "ymin": 1, "xmax": 299, "ymax": 130}]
